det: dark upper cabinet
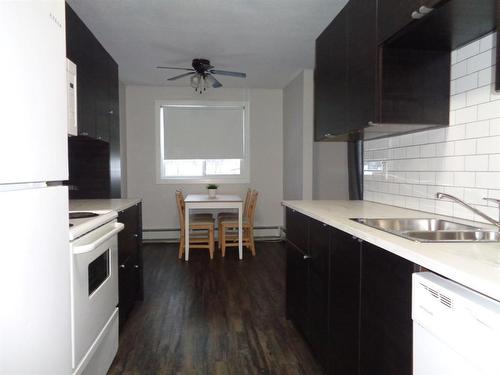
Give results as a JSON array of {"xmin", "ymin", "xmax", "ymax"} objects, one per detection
[
  {"xmin": 66, "ymin": 3, "xmax": 121, "ymax": 199},
  {"xmin": 377, "ymin": 0, "xmax": 425, "ymax": 44},
  {"xmin": 315, "ymin": 0, "xmax": 496, "ymax": 141},
  {"xmin": 314, "ymin": 7, "xmax": 348, "ymax": 140},
  {"xmin": 346, "ymin": 0, "xmax": 377, "ymax": 133},
  {"xmin": 359, "ymin": 241, "xmax": 414, "ymax": 375},
  {"xmin": 329, "ymin": 229, "xmax": 361, "ymax": 375},
  {"xmin": 66, "ymin": 2, "xmax": 118, "ymax": 142}
]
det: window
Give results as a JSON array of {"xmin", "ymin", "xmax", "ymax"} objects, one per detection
[{"xmin": 156, "ymin": 101, "xmax": 250, "ymax": 183}]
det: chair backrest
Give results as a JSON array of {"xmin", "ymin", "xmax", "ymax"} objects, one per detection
[
  {"xmin": 243, "ymin": 188, "xmax": 252, "ymax": 216},
  {"xmin": 175, "ymin": 190, "xmax": 185, "ymax": 232},
  {"xmin": 246, "ymin": 190, "xmax": 259, "ymax": 226}
]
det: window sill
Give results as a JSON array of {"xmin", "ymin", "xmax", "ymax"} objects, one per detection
[{"xmin": 157, "ymin": 176, "xmax": 250, "ymax": 185}]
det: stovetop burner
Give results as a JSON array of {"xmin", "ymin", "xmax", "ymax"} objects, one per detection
[{"xmin": 69, "ymin": 212, "xmax": 99, "ymax": 219}]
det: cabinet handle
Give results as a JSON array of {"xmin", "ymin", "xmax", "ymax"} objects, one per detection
[
  {"xmin": 108, "ymin": 110, "xmax": 114, "ymax": 115},
  {"xmin": 134, "ymin": 234, "xmax": 139, "ymax": 238},
  {"xmin": 411, "ymin": 10, "xmax": 424, "ymax": 19},
  {"xmin": 418, "ymin": 5, "xmax": 433, "ymax": 14},
  {"xmin": 97, "ymin": 136, "xmax": 102, "ymax": 140},
  {"xmin": 322, "ymin": 223, "xmax": 327, "ymax": 227},
  {"xmin": 303, "ymin": 255, "xmax": 312, "ymax": 260},
  {"xmin": 133, "ymin": 265, "xmax": 139, "ymax": 269},
  {"xmin": 120, "ymin": 264, "xmax": 125, "ymax": 269},
  {"xmin": 80, "ymin": 132, "xmax": 89, "ymax": 136}
]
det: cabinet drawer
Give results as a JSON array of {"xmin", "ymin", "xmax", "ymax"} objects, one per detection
[{"xmin": 285, "ymin": 208, "xmax": 309, "ymax": 252}]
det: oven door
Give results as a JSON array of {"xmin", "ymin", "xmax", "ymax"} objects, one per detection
[{"xmin": 70, "ymin": 220, "xmax": 124, "ymax": 370}]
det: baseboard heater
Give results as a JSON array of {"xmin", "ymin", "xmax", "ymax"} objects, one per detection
[{"xmin": 142, "ymin": 225, "xmax": 283, "ymax": 243}]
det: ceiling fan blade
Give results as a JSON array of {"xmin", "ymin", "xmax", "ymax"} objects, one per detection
[
  {"xmin": 209, "ymin": 69, "xmax": 246, "ymax": 78},
  {"xmin": 167, "ymin": 72, "xmax": 195, "ymax": 81},
  {"xmin": 157, "ymin": 66, "xmax": 195, "ymax": 71},
  {"xmin": 207, "ymin": 73, "xmax": 223, "ymax": 88}
]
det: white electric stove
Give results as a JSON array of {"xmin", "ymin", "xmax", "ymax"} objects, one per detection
[{"xmin": 69, "ymin": 210, "xmax": 123, "ymax": 375}]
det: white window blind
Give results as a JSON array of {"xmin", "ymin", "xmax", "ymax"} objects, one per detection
[{"xmin": 163, "ymin": 105, "xmax": 245, "ymax": 160}]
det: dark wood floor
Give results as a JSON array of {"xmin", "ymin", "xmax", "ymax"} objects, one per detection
[{"xmin": 108, "ymin": 241, "xmax": 322, "ymax": 375}]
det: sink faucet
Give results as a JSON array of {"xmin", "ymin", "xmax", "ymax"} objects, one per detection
[{"xmin": 436, "ymin": 192, "xmax": 500, "ymax": 229}]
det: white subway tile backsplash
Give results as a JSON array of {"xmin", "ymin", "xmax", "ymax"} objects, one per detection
[
  {"xmin": 490, "ymin": 118, "xmax": 500, "ymax": 135},
  {"xmin": 466, "ymin": 50, "xmax": 494, "ymax": 74},
  {"xmin": 453, "ymin": 73, "xmax": 478, "ymax": 94},
  {"xmin": 477, "ymin": 172, "xmax": 500, "ymax": 189},
  {"xmin": 477, "ymin": 99, "xmax": 500, "ymax": 120},
  {"xmin": 465, "ymin": 120, "xmax": 490, "ymax": 138},
  {"xmin": 364, "ymin": 33, "xmax": 500, "ymax": 223},
  {"xmin": 489, "ymin": 154, "xmax": 500, "ymax": 171},
  {"xmin": 453, "ymin": 139, "xmax": 476, "ymax": 155},
  {"xmin": 456, "ymin": 40, "xmax": 480, "ymax": 62},
  {"xmin": 454, "ymin": 106, "xmax": 477, "ymax": 124},
  {"xmin": 450, "ymin": 93, "xmax": 467, "ymax": 110},
  {"xmin": 476, "ymin": 136, "xmax": 500, "ymax": 154},
  {"xmin": 465, "ymin": 155, "xmax": 488, "ymax": 171},
  {"xmin": 479, "ymin": 33, "xmax": 495, "ymax": 52},
  {"xmin": 435, "ymin": 142, "xmax": 455, "ymax": 156},
  {"xmin": 466, "ymin": 86, "xmax": 490, "ymax": 106},
  {"xmin": 478, "ymin": 66, "xmax": 494, "ymax": 86},
  {"xmin": 454, "ymin": 171, "xmax": 475, "ymax": 187},
  {"xmin": 451, "ymin": 60, "xmax": 467, "ymax": 79},
  {"xmin": 435, "ymin": 172, "xmax": 454, "ymax": 186}
]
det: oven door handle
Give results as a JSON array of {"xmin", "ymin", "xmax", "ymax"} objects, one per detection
[{"xmin": 72, "ymin": 222, "xmax": 125, "ymax": 254}]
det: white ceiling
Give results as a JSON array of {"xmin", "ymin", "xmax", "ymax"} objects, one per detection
[{"xmin": 66, "ymin": 0, "xmax": 348, "ymax": 88}]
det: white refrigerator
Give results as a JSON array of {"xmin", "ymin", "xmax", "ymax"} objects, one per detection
[{"xmin": 0, "ymin": 1, "xmax": 72, "ymax": 374}]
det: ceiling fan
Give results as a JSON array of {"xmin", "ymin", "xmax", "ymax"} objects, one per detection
[{"xmin": 157, "ymin": 58, "xmax": 247, "ymax": 93}]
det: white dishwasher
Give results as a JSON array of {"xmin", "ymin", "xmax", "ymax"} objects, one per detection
[{"xmin": 412, "ymin": 272, "xmax": 500, "ymax": 375}]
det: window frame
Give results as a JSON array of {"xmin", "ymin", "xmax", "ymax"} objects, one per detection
[{"xmin": 155, "ymin": 100, "xmax": 250, "ymax": 184}]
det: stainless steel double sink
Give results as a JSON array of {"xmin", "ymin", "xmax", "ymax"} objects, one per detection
[{"xmin": 352, "ymin": 218, "xmax": 500, "ymax": 243}]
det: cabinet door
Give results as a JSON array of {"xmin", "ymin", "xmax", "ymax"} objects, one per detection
[
  {"xmin": 308, "ymin": 219, "xmax": 331, "ymax": 371},
  {"xmin": 285, "ymin": 208, "xmax": 309, "ymax": 252},
  {"xmin": 359, "ymin": 242, "xmax": 414, "ymax": 375},
  {"xmin": 329, "ymin": 229, "xmax": 361, "ymax": 375},
  {"xmin": 94, "ymin": 45, "xmax": 110, "ymax": 142},
  {"xmin": 285, "ymin": 241, "xmax": 310, "ymax": 340},
  {"xmin": 377, "ymin": 0, "xmax": 422, "ymax": 44},
  {"xmin": 314, "ymin": 6, "xmax": 349, "ymax": 140},
  {"xmin": 108, "ymin": 59, "xmax": 121, "ymax": 198},
  {"xmin": 118, "ymin": 204, "xmax": 140, "ymax": 264},
  {"xmin": 118, "ymin": 255, "xmax": 140, "ymax": 327},
  {"xmin": 347, "ymin": 0, "xmax": 377, "ymax": 129}
]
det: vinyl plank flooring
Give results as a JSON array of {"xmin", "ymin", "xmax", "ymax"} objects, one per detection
[{"xmin": 108, "ymin": 242, "xmax": 322, "ymax": 375}]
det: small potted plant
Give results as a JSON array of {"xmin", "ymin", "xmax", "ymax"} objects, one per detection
[{"xmin": 207, "ymin": 184, "xmax": 218, "ymax": 198}]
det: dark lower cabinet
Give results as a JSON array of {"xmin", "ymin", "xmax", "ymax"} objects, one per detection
[
  {"xmin": 285, "ymin": 240, "xmax": 310, "ymax": 339},
  {"xmin": 308, "ymin": 219, "xmax": 331, "ymax": 371},
  {"xmin": 285, "ymin": 208, "xmax": 414, "ymax": 375},
  {"xmin": 359, "ymin": 242, "xmax": 415, "ymax": 375},
  {"xmin": 118, "ymin": 202, "xmax": 143, "ymax": 328},
  {"xmin": 329, "ymin": 229, "xmax": 361, "ymax": 375}
]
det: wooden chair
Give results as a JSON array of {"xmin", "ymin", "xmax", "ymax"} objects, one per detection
[
  {"xmin": 218, "ymin": 190, "xmax": 258, "ymax": 257},
  {"xmin": 175, "ymin": 191, "xmax": 215, "ymax": 260},
  {"xmin": 217, "ymin": 188, "xmax": 252, "ymax": 247}
]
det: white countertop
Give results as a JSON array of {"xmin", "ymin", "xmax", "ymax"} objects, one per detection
[
  {"xmin": 69, "ymin": 198, "xmax": 142, "ymax": 213},
  {"xmin": 282, "ymin": 200, "xmax": 500, "ymax": 301}
]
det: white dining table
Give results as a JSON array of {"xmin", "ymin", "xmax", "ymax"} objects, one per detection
[{"xmin": 184, "ymin": 194, "xmax": 243, "ymax": 261}]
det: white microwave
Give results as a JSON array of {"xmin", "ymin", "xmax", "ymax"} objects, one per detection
[{"xmin": 67, "ymin": 58, "xmax": 78, "ymax": 136}]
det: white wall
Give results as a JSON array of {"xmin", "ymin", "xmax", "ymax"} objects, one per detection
[
  {"xmin": 124, "ymin": 85, "xmax": 283, "ymax": 239},
  {"xmin": 364, "ymin": 33, "xmax": 500, "ymax": 224},
  {"xmin": 313, "ymin": 142, "xmax": 349, "ymax": 199},
  {"xmin": 283, "ymin": 70, "xmax": 314, "ymax": 200}
]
